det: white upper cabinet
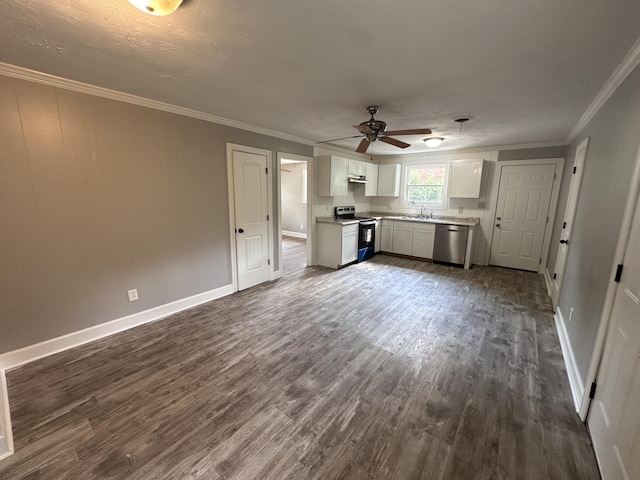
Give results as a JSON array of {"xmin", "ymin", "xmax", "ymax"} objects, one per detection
[
  {"xmin": 365, "ymin": 162, "xmax": 379, "ymax": 196},
  {"xmin": 448, "ymin": 159, "xmax": 484, "ymax": 198},
  {"xmin": 377, "ymin": 164, "xmax": 401, "ymax": 197},
  {"xmin": 348, "ymin": 159, "xmax": 367, "ymax": 177},
  {"xmin": 317, "ymin": 155, "xmax": 348, "ymax": 197}
]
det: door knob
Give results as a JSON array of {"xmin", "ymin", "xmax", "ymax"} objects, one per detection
[
  {"xmin": 238, "ymin": 228, "xmax": 245, "ymax": 233},
  {"xmin": 560, "ymin": 239, "xmax": 568, "ymax": 244},
  {"xmin": 496, "ymin": 224, "xmax": 501, "ymax": 228},
  {"xmin": 496, "ymin": 216, "xmax": 501, "ymax": 220}
]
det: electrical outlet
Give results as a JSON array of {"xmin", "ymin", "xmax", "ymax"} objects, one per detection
[
  {"xmin": 458, "ymin": 206, "xmax": 464, "ymax": 214},
  {"xmin": 128, "ymin": 288, "xmax": 139, "ymax": 302},
  {"xmin": 569, "ymin": 307, "xmax": 574, "ymax": 322},
  {"xmin": 301, "ymin": 224, "xmax": 304, "ymax": 230}
]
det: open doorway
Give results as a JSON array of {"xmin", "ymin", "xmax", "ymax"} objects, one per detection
[{"xmin": 278, "ymin": 153, "xmax": 313, "ymax": 274}]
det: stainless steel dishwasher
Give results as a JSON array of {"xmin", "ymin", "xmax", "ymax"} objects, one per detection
[{"xmin": 433, "ymin": 224, "xmax": 468, "ymax": 266}]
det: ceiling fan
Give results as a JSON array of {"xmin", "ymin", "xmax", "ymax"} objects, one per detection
[{"xmin": 319, "ymin": 106, "xmax": 433, "ymax": 154}]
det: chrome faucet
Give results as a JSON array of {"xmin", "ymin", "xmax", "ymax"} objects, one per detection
[{"xmin": 420, "ymin": 205, "xmax": 426, "ymax": 218}]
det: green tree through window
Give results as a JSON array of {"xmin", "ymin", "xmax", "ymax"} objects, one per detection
[{"xmin": 405, "ymin": 165, "xmax": 447, "ymax": 206}]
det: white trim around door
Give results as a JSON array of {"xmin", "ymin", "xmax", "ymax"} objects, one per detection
[
  {"xmin": 227, "ymin": 144, "xmax": 275, "ymax": 291},
  {"xmin": 488, "ymin": 158, "xmax": 565, "ymax": 274},
  {"xmin": 577, "ymin": 142, "xmax": 640, "ymax": 421},
  {"xmin": 277, "ymin": 152, "xmax": 314, "ymax": 272},
  {"xmin": 0, "ymin": 369, "xmax": 14, "ymax": 461},
  {"xmin": 551, "ymin": 138, "xmax": 589, "ymax": 308}
]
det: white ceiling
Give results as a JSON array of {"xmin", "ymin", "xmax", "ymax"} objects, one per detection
[{"xmin": 2, "ymin": 0, "xmax": 640, "ymax": 154}]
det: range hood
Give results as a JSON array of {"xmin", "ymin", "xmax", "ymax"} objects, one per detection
[{"xmin": 347, "ymin": 174, "xmax": 368, "ymax": 184}]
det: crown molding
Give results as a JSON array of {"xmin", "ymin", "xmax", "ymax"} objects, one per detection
[
  {"xmin": 375, "ymin": 140, "xmax": 567, "ymax": 159},
  {"xmin": 0, "ymin": 62, "xmax": 315, "ymax": 147},
  {"xmin": 567, "ymin": 35, "xmax": 640, "ymax": 143}
]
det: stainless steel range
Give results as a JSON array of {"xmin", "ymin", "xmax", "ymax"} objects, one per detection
[{"xmin": 334, "ymin": 206, "xmax": 376, "ymax": 262}]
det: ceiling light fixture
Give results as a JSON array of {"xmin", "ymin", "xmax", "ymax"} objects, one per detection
[
  {"xmin": 127, "ymin": 0, "xmax": 183, "ymax": 16},
  {"xmin": 424, "ymin": 137, "xmax": 444, "ymax": 148}
]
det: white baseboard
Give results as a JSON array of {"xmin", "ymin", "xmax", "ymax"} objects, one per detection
[
  {"xmin": 0, "ymin": 369, "xmax": 13, "ymax": 460},
  {"xmin": 282, "ymin": 230, "xmax": 307, "ymax": 239},
  {"xmin": 554, "ymin": 307, "xmax": 585, "ymax": 412},
  {"xmin": 544, "ymin": 268, "xmax": 553, "ymax": 298},
  {"xmin": 0, "ymin": 284, "xmax": 234, "ymax": 371}
]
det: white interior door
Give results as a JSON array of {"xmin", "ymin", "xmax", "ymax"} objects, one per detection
[
  {"xmin": 490, "ymin": 164, "xmax": 556, "ymax": 271},
  {"xmin": 232, "ymin": 150, "xmax": 270, "ymax": 291},
  {"xmin": 552, "ymin": 138, "xmax": 589, "ymax": 307},
  {"xmin": 588, "ymin": 186, "xmax": 640, "ymax": 480}
]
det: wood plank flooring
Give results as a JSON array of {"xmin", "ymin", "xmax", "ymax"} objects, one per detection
[
  {"xmin": 0, "ymin": 255, "xmax": 601, "ymax": 479},
  {"xmin": 282, "ymin": 235, "xmax": 307, "ymax": 274}
]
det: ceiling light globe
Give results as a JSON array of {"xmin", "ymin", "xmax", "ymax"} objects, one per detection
[
  {"xmin": 128, "ymin": 0, "xmax": 183, "ymax": 16},
  {"xmin": 424, "ymin": 137, "xmax": 444, "ymax": 148}
]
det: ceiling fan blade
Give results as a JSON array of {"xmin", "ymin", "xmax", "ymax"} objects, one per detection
[
  {"xmin": 354, "ymin": 124, "xmax": 374, "ymax": 135},
  {"xmin": 316, "ymin": 134, "xmax": 363, "ymax": 144},
  {"xmin": 380, "ymin": 136, "xmax": 411, "ymax": 149},
  {"xmin": 383, "ymin": 128, "xmax": 432, "ymax": 136},
  {"xmin": 356, "ymin": 138, "xmax": 371, "ymax": 153}
]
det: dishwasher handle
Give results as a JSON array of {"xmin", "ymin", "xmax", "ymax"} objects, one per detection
[{"xmin": 436, "ymin": 224, "xmax": 466, "ymax": 232}]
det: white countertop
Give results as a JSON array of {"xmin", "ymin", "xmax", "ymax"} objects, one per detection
[
  {"xmin": 316, "ymin": 216, "xmax": 361, "ymax": 226},
  {"xmin": 316, "ymin": 214, "xmax": 479, "ymax": 227},
  {"xmin": 380, "ymin": 215, "xmax": 480, "ymax": 226}
]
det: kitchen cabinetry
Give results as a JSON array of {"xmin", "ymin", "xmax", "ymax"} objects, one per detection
[
  {"xmin": 365, "ymin": 162, "xmax": 379, "ymax": 197},
  {"xmin": 392, "ymin": 221, "xmax": 413, "ymax": 255},
  {"xmin": 374, "ymin": 219, "xmax": 382, "ymax": 253},
  {"xmin": 380, "ymin": 220, "xmax": 394, "ymax": 252},
  {"xmin": 411, "ymin": 223, "xmax": 435, "ymax": 259},
  {"xmin": 317, "ymin": 155, "xmax": 348, "ymax": 197},
  {"xmin": 317, "ymin": 222, "xmax": 359, "ymax": 268},
  {"xmin": 377, "ymin": 164, "xmax": 401, "ymax": 196},
  {"xmin": 381, "ymin": 220, "xmax": 435, "ymax": 259},
  {"xmin": 448, "ymin": 159, "xmax": 484, "ymax": 198},
  {"xmin": 348, "ymin": 159, "xmax": 367, "ymax": 177}
]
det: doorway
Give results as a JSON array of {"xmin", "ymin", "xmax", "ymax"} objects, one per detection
[
  {"xmin": 489, "ymin": 159, "xmax": 564, "ymax": 273},
  {"xmin": 587, "ymin": 145, "xmax": 640, "ymax": 480},
  {"xmin": 227, "ymin": 144, "xmax": 273, "ymax": 291},
  {"xmin": 278, "ymin": 153, "xmax": 313, "ymax": 274},
  {"xmin": 551, "ymin": 138, "xmax": 589, "ymax": 308}
]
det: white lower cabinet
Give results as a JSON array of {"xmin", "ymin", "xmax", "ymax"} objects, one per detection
[
  {"xmin": 411, "ymin": 224, "xmax": 435, "ymax": 258},
  {"xmin": 381, "ymin": 220, "xmax": 435, "ymax": 259},
  {"xmin": 317, "ymin": 222, "xmax": 359, "ymax": 269},
  {"xmin": 380, "ymin": 220, "xmax": 394, "ymax": 252},
  {"xmin": 341, "ymin": 225, "xmax": 358, "ymax": 265},
  {"xmin": 374, "ymin": 220, "xmax": 382, "ymax": 253},
  {"xmin": 392, "ymin": 221, "xmax": 413, "ymax": 255}
]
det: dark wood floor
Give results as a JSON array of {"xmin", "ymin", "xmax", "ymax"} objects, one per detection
[
  {"xmin": 282, "ymin": 235, "xmax": 307, "ymax": 274},
  {"xmin": 0, "ymin": 255, "xmax": 600, "ymax": 479}
]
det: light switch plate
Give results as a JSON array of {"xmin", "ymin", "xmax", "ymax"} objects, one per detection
[{"xmin": 128, "ymin": 289, "xmax": 139, "ymax": 302}]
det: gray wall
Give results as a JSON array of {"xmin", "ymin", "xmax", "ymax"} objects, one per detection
[
  {"xmin": 0, "ymin": 74, "xmax": 311, "ymax": 354},
  {"xmin": 497, "ymin": 146, "xmax": 567, "ymax": 162},
  {"xmin": 548, "ymin": 63, "xmax": 640, "ymax": 383},
  {"xmin": 281, "ymin": 162, "xmax": 307, "ymax": 235}
]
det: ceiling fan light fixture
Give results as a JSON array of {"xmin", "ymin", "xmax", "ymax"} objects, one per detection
[
  {"xmin": 127, "ymin": 0, "xmax": 183, "ymax": 16},
  {"xmin": 424, "ymin": 137, "xmax": 444, "ymax": 148}
]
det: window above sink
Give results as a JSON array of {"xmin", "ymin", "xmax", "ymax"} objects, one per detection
[{"xmin": 403, "ymin": 164, "xmax": 448, "ymax": 209}]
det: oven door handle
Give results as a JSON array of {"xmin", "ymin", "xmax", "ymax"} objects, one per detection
[{"xmin": 359, "ymin": 220, "xmax": 376, "ymax": 226}]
